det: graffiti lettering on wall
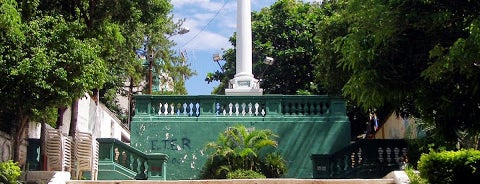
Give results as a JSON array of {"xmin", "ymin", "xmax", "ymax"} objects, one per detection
[
  {"xmin": 169, "ymin": 153, "xmax": 199, "ymax": 168},
  {"xmin": 151, "ymin": 137, "xmax": 191, "ymax": 151},
  {"xmin": 170, "ymin": 157, "xmax": 182, "ymax": 165},
  {"xmin": 150, "ymin": 137, "xmax": 199, "ymax": 166}
]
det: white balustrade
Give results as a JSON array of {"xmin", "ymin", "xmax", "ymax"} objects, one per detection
[
  {"xmin": 155, "ymin": 102, "xmax": 200, "ymax": 117},
  {"xmin": 215, "ymin": 101, "xmax": 265, "ymax": 117}
]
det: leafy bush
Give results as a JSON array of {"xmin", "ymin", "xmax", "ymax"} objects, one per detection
[
  {"xmin": 200, "ymin": 156, "xmax": 229, "ymax": 179},
  {"xmin": 226, "ymin": 169, "xmax": 266, "ymax": 179},
  {"xmin": 260, "ymin": 152, "xmax": 287, "ymax": 178},
  {"xmin": 0, "ymin": 160, "xmax": 22, "ymax": 184},
  {"xmin": 404, "ymin": 166, "xmax": 427, "ymax": 184},
  {"xmin": 418, "ymin": 149, "xmax": 480, "ymax": 184},
  {"xmin": 200, "ymin": 125, "xmax": 287, "ymax": 179}
]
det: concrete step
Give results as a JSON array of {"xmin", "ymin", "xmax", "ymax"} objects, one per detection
[
  {"xmin": 66, "ymin": 178, "xmax": 396, "ymax": 184},
  {"xmin": 25, "ymin": 171, "xmax": 408, "ymax": 184}
]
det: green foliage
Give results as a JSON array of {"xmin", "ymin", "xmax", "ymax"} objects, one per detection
[
  {"xmin": 251, "ymin": 0, "xmax": 323, "ymax": 94},
  {"xmin": 330, "ymin": 0, "xmax": 480, "ymax": 146},
  {"xmin": 201, "ymin": 125, "xmax": 287, "ymax": 179},
  {"xmin": 0, "ymin": 14, "xmax": 108, "ymax": 117},
  {"xmin": 209, "ymin": 41, "xmax": 236, "ymax": 95},
  {"xmin": 418, "ymin": 149, "xmax": 480, "ymax": 184},
  {"xmin": 1, "ymin": 0, "xmax": 109, "ymax": 141},
  {"xmin": 314, "ymin": 0, "xmax": 350, "ymax": 96},
  {"xmin": 404, "ymin": 166, "xmax": 427, "ymax": 184},
  {"xmin": 0, "ymin": 0, "xmax": 22, "ymax": 37},
  {"xmin": 211, "ymin": 0, "xmax": 480, "ymax": 148},
  {"xmin": 31, "ymin": 107, "xmax": 58, "ymax": 128},
  {"xmin": 209, "ymin": 0, "xmax": 324, "ymax": 95},
  {"xmin": 260, "ymin": 152, "xmax": 287, "ymax": 178},
  {"xmin": 0, "ymin": 0, "xmax": 193, "ymax": 161},
  {"xmin": 0, "ymin": 160, "xmax": 21, "ymax": 184},
  {"xmin": 226, "ymin": 169, "xmax": 266, "ymax": 179}
]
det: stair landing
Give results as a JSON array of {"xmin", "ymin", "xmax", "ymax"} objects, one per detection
[
  {"xmin": 66, "ymin": 178, "xmax": 396, "ymax": 184},
  {"xmin": 24, "ymin": 171, "xmax": 408, "ymax": 184}
]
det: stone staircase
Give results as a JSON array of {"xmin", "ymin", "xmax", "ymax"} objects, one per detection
[
  {"xmin": 24, "ymin": 171, "xmax": 409, "ymax": 184},
  {"xmin": 66, "ymin": 178, "xmax": 396, "ymax": 184}
]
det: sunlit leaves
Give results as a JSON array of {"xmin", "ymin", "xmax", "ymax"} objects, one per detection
[
  {"xmin": 3, "ymin": 15, "xmax": 108, "ymax": 110},
  {"xmin": 203, "ymin": 125, "xmax": 284, "ymax": 179},
  {"xmin": 0, "ymin": 0, "xmax": 22, "ymax": 36},
  {"xmin": 334, "ymin": 0, "xmax": 480, "ymax": 144},
  {"xmin": 251, "ymin": 0, "xmax": 322, "ymax": 94}
]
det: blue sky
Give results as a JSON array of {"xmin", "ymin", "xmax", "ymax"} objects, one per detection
[{"xmin": 170, "ymin": 0, "xmax": 322, "ymax": 95}]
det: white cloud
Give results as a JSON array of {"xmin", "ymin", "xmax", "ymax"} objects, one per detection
[
  {"xmin": 171, "ymin": 0, "xmax": 325, "ymax": 51},
  {"xmin": 171, "ymin": 0, "xmax": 236, "ymax": 51},
  {"xmin": 171, "ymin": 0, "xmax": 230, "ymax": 12},
  {"xmin": 171, "ymin": 0, "xmax": 210, "ymax": 7},
  {"xmin": 172, "ymin": 0, "xmax": 324, "ymax": 94},
  {"xmin": 173, "ymin": 25, "xmax": 232, "ymax": 51}
]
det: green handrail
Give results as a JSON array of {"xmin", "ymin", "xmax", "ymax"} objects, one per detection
[
  {"xmin": 97, "ymin": 138, "xmax": 168, "ymax": 180},
  {"xmin": 311, "ymin": 139, "xmax": 408, "ymax": 179}
]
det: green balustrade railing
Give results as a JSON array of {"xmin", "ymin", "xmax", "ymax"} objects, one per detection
[
  {"xmin": 311, "ymin": 139, "xmax": 408, "ymax": 179},
  {"xmin": 97, "ymin": 138, "xmax": 168, "ymax": 180},
  {"xmin": 133, "ymin": 95, "xmax": 346, "ymax": 118},
  {"xmin": 131, "ymin": 94, "xmax": 351, "ymax": 179}
]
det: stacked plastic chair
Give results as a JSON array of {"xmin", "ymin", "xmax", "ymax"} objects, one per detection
[
  {"xmin": 72, "ymin": 131, "xmax": 99, "ymax": 180},
  {"xmin": 45, "ymin": 128, "xmax": 72, "ymax": 172}
]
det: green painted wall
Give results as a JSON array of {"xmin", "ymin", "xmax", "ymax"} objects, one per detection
[{"xmin": 130, "ymin": 95, "xmax": 350, "ymax": 180}]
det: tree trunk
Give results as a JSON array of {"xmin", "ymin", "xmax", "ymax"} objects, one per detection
[
  {"xmin": 13, "ymin": 115, "xmax": 28, "ymax": 163},
  {"xmin": 129, "ymin": 77, "xmax": 134, "ymax": 128},
  {"xmin": 56, "ymin": 106, "xmax": 67, "ymax": 129},
  {"xmin": 40, "ymin": 121, "xmax": 46, "ymax": 170},
  {"xmin": 69, "ymin": 98, "xmax": 79, "ymax": 138}
]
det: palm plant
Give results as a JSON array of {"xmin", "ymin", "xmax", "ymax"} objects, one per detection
[{"xmin": 202, "ymin": 124, "xmax": 286, "ymax": 179}]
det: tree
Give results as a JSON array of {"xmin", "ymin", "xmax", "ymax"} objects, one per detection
[
  {"xmin": 207, "ymin": 0, "xmax": 323, "ymax": 95},
  {"xmin": 252, "ymin": 0, "xmax": 324, "ymax": 94},
  {"xmin": 206, "ymin": 38, "xmax": 236, "ymax": 94},
  {"xmin": 33, "ymin": 0, "xmax": 194, "ymax": 120},
  {"xmin": 313, "ymin": 0, "xmax": 350, "ymax": 96},
  {"xmin": 0, "ymin": 0, "xmax": 109, "ymax": 161},
  {"xmin": 201, "ymin": 124, "xmax": 286, "ymax": 179},
  {"xmin": 0, "ymin": 0, "xmax": 193, "ymax": 162},
  {"xmin": 334, "ymin": 0, "xmax": 480, "ymax": 147}
]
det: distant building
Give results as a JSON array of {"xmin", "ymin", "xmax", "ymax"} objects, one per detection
[{"xmin": 373, "ymin": 112, "xmax": 423, "ymax": 139}]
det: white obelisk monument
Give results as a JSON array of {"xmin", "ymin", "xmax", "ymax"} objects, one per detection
[{"xmin": 225, "ymin": 0, "xmax": 263, "ymax": 95}]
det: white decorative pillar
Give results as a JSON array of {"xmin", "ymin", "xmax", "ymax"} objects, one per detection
[{"xmin": 225, "ymin": 0, "xmax": 263, "ymax": 95}]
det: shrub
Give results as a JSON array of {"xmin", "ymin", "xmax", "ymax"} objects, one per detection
[
  {"xmin": 226, "ymin": 169, "xmax": 266, "ymax": 179},
  {"xmin": 260, "ymin": 152, "xmax": 287, "ymax": 178},
  {"xmin": 0, "ymin": 160, "xmax": 22, "ymax": 184},
  {"xmin": 418, "ymin": 149, "xmax": 480, "ymax": 184},
  {"xmin": 404, "ymin": 166, "xmax": 427, "ymax": 184},
  {"xmin": 201, "ymin": 125, "xmax": 287, "ymax": 179},
  {"xmin": 199, "ymin": 156, "xmax": 229, "ymax": 179}
]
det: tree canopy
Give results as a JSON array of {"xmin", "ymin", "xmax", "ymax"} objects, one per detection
[
  {"xmin": 207, "ymin": 0, "xmax": 323, "ymax": 95},
  {"xmin": 207, "ymin": 0, "xmax": 480, "ymax": 148},
  {"xmin": 334, "ymin": 0, "xmax": 480, "ymax": 147},
  {"xmin": 0, "ymin": 0, "xmax": 193, "ymax": 161}
]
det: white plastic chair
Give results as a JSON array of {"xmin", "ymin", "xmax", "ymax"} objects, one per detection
[
  {"xmin": 45, "ymin": 128, "xmax": 72, "ymax": 172},
  {"xmin": 73, "ymin": 131, "xmax": 99, "ymax": 180}
]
